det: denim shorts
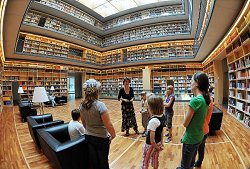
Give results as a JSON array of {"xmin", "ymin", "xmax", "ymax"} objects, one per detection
[{"xmin": 165, "ymin": 110, "xmax": 174, "ymax": 129}]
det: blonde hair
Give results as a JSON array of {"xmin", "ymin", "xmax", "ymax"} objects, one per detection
[
  {"xmin": 81, "ymin": 79, "xmax": 100, "ymax": 109},
  {"xmin": 147, "ymin": 95, "xmax": 164, "ymax": 115}
]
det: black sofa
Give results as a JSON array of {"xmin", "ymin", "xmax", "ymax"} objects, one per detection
[
  {"xmin": 37, "ymin": 123, "xmax": 89, "ymax": 169},
  {"xmin": 27, "ymin": 114, "xmax": 64, "ymax": 149},
  {"xmin": 209, "ymin": 106, "xmax": 223, "ymax": 135},
  {"xmin": 55, "ymin": 96, "xmax": 67, "ymax": 105},
  {"xmin": 19, "ymin": 100, "xmax": 37, "ymax": 122}
]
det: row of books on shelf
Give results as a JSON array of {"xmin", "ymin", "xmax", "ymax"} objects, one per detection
[
  {"xmin": 24, "ymin": 10, "xmax": 190, "ymax": 47},
  {"xmin": 35, "ymin": 0, "xmax": 100, "ymax": 28},
  {"xmin": 35, "ymin": 0, "xmax": 185, "ymax": 31},
  {"xmin": 104, "ymin": 5, "xmax": 184, "ymax": 30},
  {"xmin": 43, "ymin": 17, "xmax": 102, "ymax": 46},
  {"xmin": 103, "ymin": 22, "xmax": 190, "ymax": 47},
  {"xmin": 228, "ymin": 107, "xmax": 250, "ymax": 128}
]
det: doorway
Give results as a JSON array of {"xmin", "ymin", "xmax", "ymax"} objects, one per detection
[{"xmin": 68, "ymin": 76, "xmax": 75, "ymax": 101}]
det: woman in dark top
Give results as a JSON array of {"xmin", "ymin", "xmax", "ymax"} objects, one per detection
[{"xmin": 118, "ymin": 77, "xmax": 139, "ymax": 136}]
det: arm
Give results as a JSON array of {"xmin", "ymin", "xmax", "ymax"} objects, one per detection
[
  {"xmin": 130, "ymin": 88, "xmax": 135, "ymax": 102},
  {"xmin": 80, "ymin": 114, "xmax": 86, "ymax": 128},
  {"xmin": 101, "ymin": 112, "xmax": 116, "ymax": 140},
  {"xmin": 78, "ymin": 124, "xmax": 85, "ymax": 135},
  {"xmin": 183, "ymin": 106, "xmax": 195, "ymax": 127},
  {"xmin": 164, "ymin": 97, "xmax": 174, "ymax": 108},
  {"xmin": 80, "ymin": 108, "xmax": 86, "ymax": 128},
  {"xmin": 150, "ymin": 131, "xmax": 161, "ymax": 151},
  {"xmin": 118, "ymin": 89, "xmax": 122, "ymax": 101}
]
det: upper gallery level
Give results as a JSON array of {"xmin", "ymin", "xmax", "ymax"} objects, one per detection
[{"xmin": 2, "ymin": 0, "xmax": 246, "ymax": 67}]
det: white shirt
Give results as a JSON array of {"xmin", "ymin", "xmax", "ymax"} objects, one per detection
[
  {"xmin": 68, "ymin": 120, "xmax": 85, "ymax": 141},
  {"xmin": 147, "ymin": 114, "xmax": 164, "ymax": 131}
]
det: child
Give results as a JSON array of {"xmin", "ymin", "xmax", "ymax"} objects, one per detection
[
  {"xmin": 193, "ymin": 85, "xmax": 214, "ymax": 167},
  {"xmin": 140, "ymin": 91, "xmax": 150, "ymax": 137},
  {"xmin": 141, "ymin": 95, "xmax": 165, "ymax": 169},
  {"xmin": 68, "ymin": 109, "xmax": 85, "ymax": 141},
  {"xmin": 164, "ymin": 85, "xmax": 175, "ymax": 143},
  {"xmin": 176, "ymin": 72, "xmax": 210, "ymax": 169}
]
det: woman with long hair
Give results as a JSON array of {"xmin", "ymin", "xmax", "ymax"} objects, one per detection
[
  {"xmin": 118, "ymin": 77, "xmax": 139, "ymax": 136},
  {"xmin": 80, "ymin": 79, "xmax": 116, "ymax": 169},
  {"xmin": 176, "ymin": 72, "xmax": 210, "ymax": 169}
]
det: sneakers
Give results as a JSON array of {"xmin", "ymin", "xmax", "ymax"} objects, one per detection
[
  {"xmin": 165, "ymin": 137, "xmax": 172, "ymax": 143},
  {"xmin": 193, "ymin": 161, "xmax": 201, "ymax": 167}
]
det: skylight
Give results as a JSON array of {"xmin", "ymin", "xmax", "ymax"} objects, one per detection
[{"xmin": 76, "ymin": 0, "xmax": 179, "ymax": 17}]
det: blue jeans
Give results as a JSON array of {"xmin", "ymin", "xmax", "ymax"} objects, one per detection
[{"xmin": 177, "ymin": 142, "xmax": 201, "ymax": 169}]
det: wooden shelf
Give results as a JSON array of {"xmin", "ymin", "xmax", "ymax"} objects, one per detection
[
  {"xmin": 225, "ymin": 9, "xmax": 250, "ymax": 129},
  {"xmin": 3, "ymin": 62, "xmax": 69, "ymax": 106}
]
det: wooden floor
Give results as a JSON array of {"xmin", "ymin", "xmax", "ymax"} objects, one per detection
[{"xmin": 1, "ymin": 99, "xmax": 250, "ymax": 169}]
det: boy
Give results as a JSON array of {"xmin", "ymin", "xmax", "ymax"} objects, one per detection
[
  {"xmin": 140, "ymin": 92, "xmax": 149, "ymax": 137},
  {"xmin": 68, "ymin": 109, "xmax": 85, "ymax": 141}
]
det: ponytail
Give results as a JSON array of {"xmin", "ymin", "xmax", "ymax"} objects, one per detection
[
  {"xmin": 193, "ymin": 72, "xmax": 210, "ymax": 106},
  {"xmin": 203, "ymin": 91, "xmax": 211, "ymax": 106}
]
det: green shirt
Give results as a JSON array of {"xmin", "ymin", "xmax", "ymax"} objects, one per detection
[{"xmin": 182, "ymin": 95, "xmax": 208, "ymax": 144}]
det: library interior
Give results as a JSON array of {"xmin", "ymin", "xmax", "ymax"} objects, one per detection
[{"xmin": 0, "ymin": 0, "xmax": 250, "ymax": 169}]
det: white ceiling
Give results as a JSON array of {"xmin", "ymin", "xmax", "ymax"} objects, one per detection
[{"xmin": 75, "ymin": 0, "xmax": 180, "ymax": 17}]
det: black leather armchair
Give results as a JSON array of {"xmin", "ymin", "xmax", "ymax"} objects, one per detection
[
  {"xmin": 19, "ymin": 101, "xmax": 37, "ymax": 122},
  {"xmin": 27, "ymin": 114, "xmax": 64, "ymax": 149},
  {"xmin": 55, "ymin": 96, "xmax": 67, "ymax": 105},
  {"xmin": 209, "ymin": 106, "xmax": 223, "ymax": 135},
  {"xmin": 37, "ymin": 123, "xmax": 89, "ymax": 169}
]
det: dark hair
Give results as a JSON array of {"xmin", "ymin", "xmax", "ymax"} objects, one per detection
[
  {"xmin": 123, "ymin": 77, "xmax": 130, "ymax": 84},
  {"xmin": 81, "ymin": 90, "xmax": 98, "ymax": 109},
  {"xmin": 193, "ymin": 72, "xmax": 211, "ymax": 106},
  {"xmin": 71, "ymin": 109, "xmax": 80, "ymax": 120}
]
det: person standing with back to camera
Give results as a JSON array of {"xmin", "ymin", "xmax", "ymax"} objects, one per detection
[
  {"xmin": 80, "ymin": 79, "xmax": 116, "ymax": 169},
  {"xmin": 176, "ymin": 72, "xmax": 210, "ymax": 169},
  {"xmin": 118, "ymin": 77, "xmax": 139, "ymax": 136}
]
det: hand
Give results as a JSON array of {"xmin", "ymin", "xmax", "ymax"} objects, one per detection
[{"xmin": 124, "ymin": 99, "xmax": 129, "ymax": 102}]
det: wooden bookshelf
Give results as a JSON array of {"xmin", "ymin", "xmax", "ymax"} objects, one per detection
[
  {"xmin": 16, "ymin": 32, "xmax": 194, "ymax": 66},
  {"xmin": 23, "ymin": 10, "xmax": 190, "ymax": 47},
  {"xmin": 23, "ymin": 10, "xmax": 102, "ymax": 47},
  {"xmin": 126, "ymin": 41, "xmax": 193, "ymax": 62},
  {"xmin": 151, "ymin": 64, "xmax": 202, "ymax": 100},
  {"xmin": 2, "ymin": 62, "xmax": 69, "ymax": 106},
  {"xmin": 33, "ymin": 0, "xmax": 103, "ymax": 29},
  {"xmin": 226, "ymin": 9, "xmax": 250, "ymax": 129},
  {"xmin": 104, "ymin": 5, "xmax": 184, "ymax": 30},
  {"xmin": 33, "ymin": 0, "xmax": 184, "ymax": 31},
  {"xmin": 0, "ymin": 66, "xmax": 4, "ymax": 111},
  {"xmin": 203, "ymin": 61, "xmax": 215, "ymax": 98},
  {"xmin": 102, "ymin": 21, "xmax": 190, "ymax": 47},
  {"xmin": 17, "ymin": 32, "xmax": 102, "ymax": 65}
]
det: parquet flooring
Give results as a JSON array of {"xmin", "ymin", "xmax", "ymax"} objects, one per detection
[{"xmin": 1, "ymin": 99, "xmax": 250, "ymax": 169}]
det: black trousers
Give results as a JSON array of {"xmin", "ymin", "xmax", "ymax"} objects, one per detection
[{"xmin": 85, "ymin": 135, "xmax": 110, "ymax": 169}]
